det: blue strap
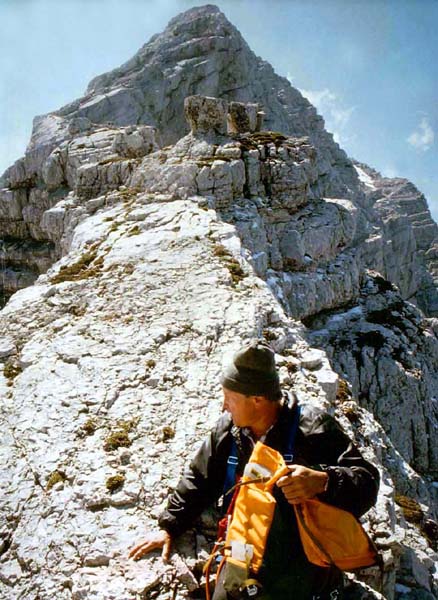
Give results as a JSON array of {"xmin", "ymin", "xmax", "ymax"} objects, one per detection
[
  {"xmin": 283, "ymin": 404, "xmax": 301, "ymax": 464},
  {"xmin": 222, "ymin": 436, "xmax": 239, "ymax": 513},
  {"xmin": 222, "ymin": 404, "xmax": 301, "ymax": 511}
]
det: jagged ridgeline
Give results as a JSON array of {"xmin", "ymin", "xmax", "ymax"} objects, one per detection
[{"xmin": 0, "ymin": 5, "xmax": 437, "ymax": 600}]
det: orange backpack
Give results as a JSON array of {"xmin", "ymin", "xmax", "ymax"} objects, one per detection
[{"xmin": 205, "ymin": 441, "xmax": 379, "ymax": 598}]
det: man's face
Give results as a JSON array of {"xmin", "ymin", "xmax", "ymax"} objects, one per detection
[{"xmin": 222, "ymin": 387, "xmax": 256, "ymax": 428}]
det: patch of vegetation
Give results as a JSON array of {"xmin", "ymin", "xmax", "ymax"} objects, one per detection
[
  {"xmin": 127, "ymin": 225, "xmax": 141, "ymax": 236},
  {"xmin": 106, "ymin": 474, "xmax": 125, "ymax": 494},
  {"xmin": 81, "ymin": 418, "xmax": 98, "ymax": 437},
  {"xmin": 282, "ymin": 348, "xmax": 298, "ymax": 357},
  {"xmin": 68, "ymin": 304, "xmax": 87, "ymax": 318},
  {"xmin": 98, "ymin": 156, "xmax": 130, "ymax": 166},
  {"xmin": 123, "ymin": 264, "xmax": 135, "ymax": 275},
  {"xmin": 119, "ymin": 186, "xmax": 143, "ymax": 200},
  {"xmin": 109, "ymin": 221, "xmax": 123, "ymax": 233},
  {"xmin": 50, "ymin": 245, "xmax": 105, "ymax": 284},
  {"xmin": 4, "ymin": 360, "xmax": 22, "ymax": 382},
  {"xmin": 47, "ymin": 470, "xmax": 67, "ymax": 490},
  {"xmin": 104, "ymin": 430, "xmax": 131, "ymax": 452},
  {"xmin": 213, "ymin": 244, "xmax": 229, "ymax": 257},
  {"xmin": 336, "ymin": 379, "xmax": 351, "ymax": 403},
  {"xmin": 251, "ymin": 131, "xmax": 288, "ymax": 146},
  {"xmin": 212, "ymin": 244, "xmax": 246, "ymax": 285},
  {"xmin": 227, "ymin": 260, "xmax": 246, "ymax": 284},
  {"xmin": 146, "ymin": 359, "xmax": 156, "ymax": 369},
  {"xmin": 103, "ymin": 418, "xmax": 139, "ymax": 452},
  {"xmin": 235, "ymin": 131, "xmax": 288, "ymax": 152},
  {"xmin": 341, "ymin": 403, "xmax": 360, "ymax": 424},
  {"xmin": 262, "ymin": 329, "xmax": 277, "ymax": 342},
  {"xmin": 197, "ymin": 156, "xmax": 231, "ymax": 167},
  {"xmin": 395, "ymin": 495, "xmax": 423, "ymax": 524},
  {"xmin": 162, "ymin": 426, "xmax": 175, "ymax": 442}
]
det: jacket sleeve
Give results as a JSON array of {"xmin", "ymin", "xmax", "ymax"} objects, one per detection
[
  {"xmin": 302, "ymin": 410, "xmax": 380, "ymax": 518},
  {"xmin": 158, "ymin": 417, "xmax": 231, "ymax": 537}
]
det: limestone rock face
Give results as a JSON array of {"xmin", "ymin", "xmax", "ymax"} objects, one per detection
[
  {"xmin": 0, "ymin": 5, "xmax": 437, "ymax": 600},
  {"xmin": 0, "ymin": 123, "xmax": 159, "ymax": 299},
  {"xmin": 353, "ymin": 162, "xmax": 438, "ymax": 316},
  {"xmin": 5, "ymin": 4, "xmax": 355, "ymax": 198}
]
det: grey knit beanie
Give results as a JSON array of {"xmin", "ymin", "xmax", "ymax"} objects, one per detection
[{"xmin": 221, "ymin": 341, "xmax": 281, "ymax": 396}]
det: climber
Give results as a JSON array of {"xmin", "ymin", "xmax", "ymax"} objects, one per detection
[{"xmin": 129, "ymin": 341, "xmax": 379, "ymax": 599}]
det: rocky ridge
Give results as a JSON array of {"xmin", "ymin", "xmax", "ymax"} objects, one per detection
[
  {"xmin": 0, "ymin": 5, "xmax": 437, "ymax": 600},
  {"xmin": 353, "ymin": 162, "xmax": 438, "ymax": 316}
]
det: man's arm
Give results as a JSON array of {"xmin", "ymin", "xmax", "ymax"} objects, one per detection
[
  {"xmin": 129, "ymin": 415, "xmax": 232, "ymax": 561},
  {"xmin": 279, "ymin": 408, "xmax": 379, "ymax": 517},
  {"xmin": 158, "ymin": 419, "xmax": 231, "ymax": 536}
]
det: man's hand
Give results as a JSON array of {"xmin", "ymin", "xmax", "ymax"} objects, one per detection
[
  {"xmin": 129, "ymin": 531, "xmax": 172, "ymax": 562},
  {"xmin": 276, "ymin": 465, "xmax": 328, "ymax": 505}
]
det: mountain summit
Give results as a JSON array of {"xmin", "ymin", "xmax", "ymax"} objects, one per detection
[{"xmin": 30, "ymin": 4, "xmax": 353, "ymax": 191}]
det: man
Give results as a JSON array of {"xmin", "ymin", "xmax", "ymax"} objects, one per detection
[{"xmin": 130, "ymin": 341, "xmax": 379, "ymax": 599}]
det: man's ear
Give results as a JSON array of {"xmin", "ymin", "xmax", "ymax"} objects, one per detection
[{"xmin": 252, "ymin": 395, "xmax": 266, "ymax": 406}]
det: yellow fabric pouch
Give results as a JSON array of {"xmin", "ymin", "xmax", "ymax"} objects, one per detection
[{"xmin": 225, "ymin": 441, "xmax": 379, "ymax": 573}]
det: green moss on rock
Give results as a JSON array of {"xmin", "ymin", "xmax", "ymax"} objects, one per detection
[
  {"xmin": 395, "ymin": 495, "xmax": 423, "ymax": 524},
  {"xmin": 47, "ymin": 470, "xmax": 67, "ymax": 490},
  {"xmin": 106, "ymin": 474, "xmax": 125, "ymax": 493}
]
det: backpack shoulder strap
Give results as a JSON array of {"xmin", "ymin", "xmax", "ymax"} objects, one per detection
[
  {"xmin": 222, "ymin": 435, "xmax": 239, "ymax": 512},
  {"xmin": 283, "ymin": 403, "xmax": 301, "ymax": 465}
]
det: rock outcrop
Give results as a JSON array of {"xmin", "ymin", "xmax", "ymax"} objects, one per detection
[
  {"xmin": 0, "ymin": 5, "xmax": 437, "ymax": 600},
  {"xmin": 353, "ymin": 162, "xmax": 438, "ymax": 316}
]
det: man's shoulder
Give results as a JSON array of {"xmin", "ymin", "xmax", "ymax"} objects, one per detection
[
  {"xmin": 211, "ymin": 412, "xmax": 234, "ymax": 442},
  {"xmin": 294, "ymin": 400, "xmax": 340, "ymax": 436}
]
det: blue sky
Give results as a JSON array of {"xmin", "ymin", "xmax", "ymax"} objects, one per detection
[{"xmin": 1, "ymin": 0, "xmax": 437, "ymax": 218}]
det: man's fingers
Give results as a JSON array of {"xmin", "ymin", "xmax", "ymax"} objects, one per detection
[
  {"xmin": 276, "ymin": 466, "xmax": 299, "ymax": 488},
  {"xmin": 129, "ymin": 541, "xmax": 157, "ymax": 560},
  {"xmin": 162, "ymin": 537, "xmax": 171, "ymax": 563},
  {"xmin": 129, "ymin": 543, "xmax": 147, "ymax": 558},
  {"xmin": 129, "ymin": 532, "xmax": 171, "ymax": 562}
]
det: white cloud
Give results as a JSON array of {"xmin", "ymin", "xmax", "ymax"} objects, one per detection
[
  {"xmin": 296, "ymin": 85, "xmax": 356, "ymax": 146},
  {"xmin": 407, "ymin": 117, "xmax": 435, "ymax": 152}
]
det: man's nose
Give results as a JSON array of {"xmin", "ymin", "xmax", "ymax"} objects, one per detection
[{"xmin": 222, "ymin": 398, "xmax": 229, "ymax": 412}]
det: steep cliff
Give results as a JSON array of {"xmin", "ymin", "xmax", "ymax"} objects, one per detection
[{"xmin": 0, "ymin": 5, "xmax": 437, "ymax": 600}]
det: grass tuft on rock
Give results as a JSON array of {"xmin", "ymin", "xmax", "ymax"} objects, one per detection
[
  {"xmin": 262, "ymin": 329, "xmax": 277, "ymax": 342},
  {"xmin": 104, "ymin": 431, "xmax": 131, "ymax": 452},
  {"xmin": 213, "ymin": 244, "xmax": 246, "ymax": 285},
  {"xmin": 81, "ymin": 419, "xmax": 98, "ymax": 437},
  {"xmin": 103, "ymin": 418, "xmax": 139, "ymax": 452},
  {"xmin": 162, "ymin": 426, "xmax": 175, "ymax": 442},
  {"xmin": 47, "ymin": 470, "xmax": 67, "ymax": 490},
  {"xmin": 336, "ymin": 379, "xmax": 351, "ymax": 403},
  {"xmin": 106, "ymin": 474, "xmax": 125, "ymax": 494},
  {"xmin": 395, "ymin": 495, "xmax": 423, "ymax": 524},
  {"xmin": 4, "ymin": 360, "xmax": 22, "ymax": 382},
  {"xmin": 50, "ymin": 246, "xmax": 105, "ymax": 284}
]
